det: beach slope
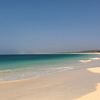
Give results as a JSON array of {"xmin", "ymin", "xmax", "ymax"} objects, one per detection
[{"xmin": 0, "ymin": 67, "xmax": 100, "ymax": 100}]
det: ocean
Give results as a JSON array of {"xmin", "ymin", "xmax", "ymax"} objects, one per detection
[{"xmin": 0, "ymin": 54, "xmax": 99, "ymax": 81}]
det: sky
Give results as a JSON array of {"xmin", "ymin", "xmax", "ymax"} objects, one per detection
[{"xmin": 0, "ymin": 0, "xmax": 100, "ymax": 54}]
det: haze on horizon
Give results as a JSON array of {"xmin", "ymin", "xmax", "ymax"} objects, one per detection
[{"xmin": 0, "ymin": 0, "xmax": 100, "ymax": 54}]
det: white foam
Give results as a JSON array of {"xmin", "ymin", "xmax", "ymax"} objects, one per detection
[
  {"xmin": 79, "ymin": 60, "xmax": 92, "ymax": 63},
  {"xmin": 90, "ymin": 58, "xmax": 100, "ymax": 60},
  {"xmin": 0, "ymin": 69, "xmax": 12, "ymax": 73}
]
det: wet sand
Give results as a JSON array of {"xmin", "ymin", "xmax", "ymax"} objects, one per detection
[{"xmin": 0, "ymin": 67, "xmax": 100, "ymax": 100}]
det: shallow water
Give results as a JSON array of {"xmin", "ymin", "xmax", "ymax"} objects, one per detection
[{"xmin": 0, "ymin": 54, "xmax": 99, "ymax": 81}]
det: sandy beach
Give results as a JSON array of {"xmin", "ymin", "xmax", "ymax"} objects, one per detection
[
  {"xmin": 0, "ymin": 0, "xmax": 99, "ymax": 99},
  {"xmin": 0, "ymin": 67, "xmax": 100, "ymax": 100}
]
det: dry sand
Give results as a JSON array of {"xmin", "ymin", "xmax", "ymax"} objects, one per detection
[
  {"xmin": 76, "ymin": 67, "xmax": 100, "ymax": 100},
  {"xmin": 0, "ymin": 67, "xmax": 100, "ymax": 100}
]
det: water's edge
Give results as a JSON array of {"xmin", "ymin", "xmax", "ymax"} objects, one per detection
[{"xmin": 0, "ymin": 54, "xmax": 100, "ymax": 81}]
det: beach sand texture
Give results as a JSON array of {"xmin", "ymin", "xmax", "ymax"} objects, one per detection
[{"xmin": 0, "ymin": 67, "xmax": 100, "ymax": 100}]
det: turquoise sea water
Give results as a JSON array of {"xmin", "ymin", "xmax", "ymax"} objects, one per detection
[{"xmin": 0, "ymin": 54, "xmax": 99, "ymax": 81}]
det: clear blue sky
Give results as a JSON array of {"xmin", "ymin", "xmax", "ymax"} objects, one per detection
[{"xmin": 0, "ymin": 0, "xmax": 100, "ymax": 53}]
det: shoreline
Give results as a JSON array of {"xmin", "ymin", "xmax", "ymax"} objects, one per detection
[
  {"xmin": 0, "ymin": 53, "xmax": 100, "ymax": 100},
  {"xmin": 1, "ymin": 54, "xmax": 100, "ymax": 82},
  {"xmin": 0, "ymin": 67, "xmax": 100, "ymax": 100}
]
